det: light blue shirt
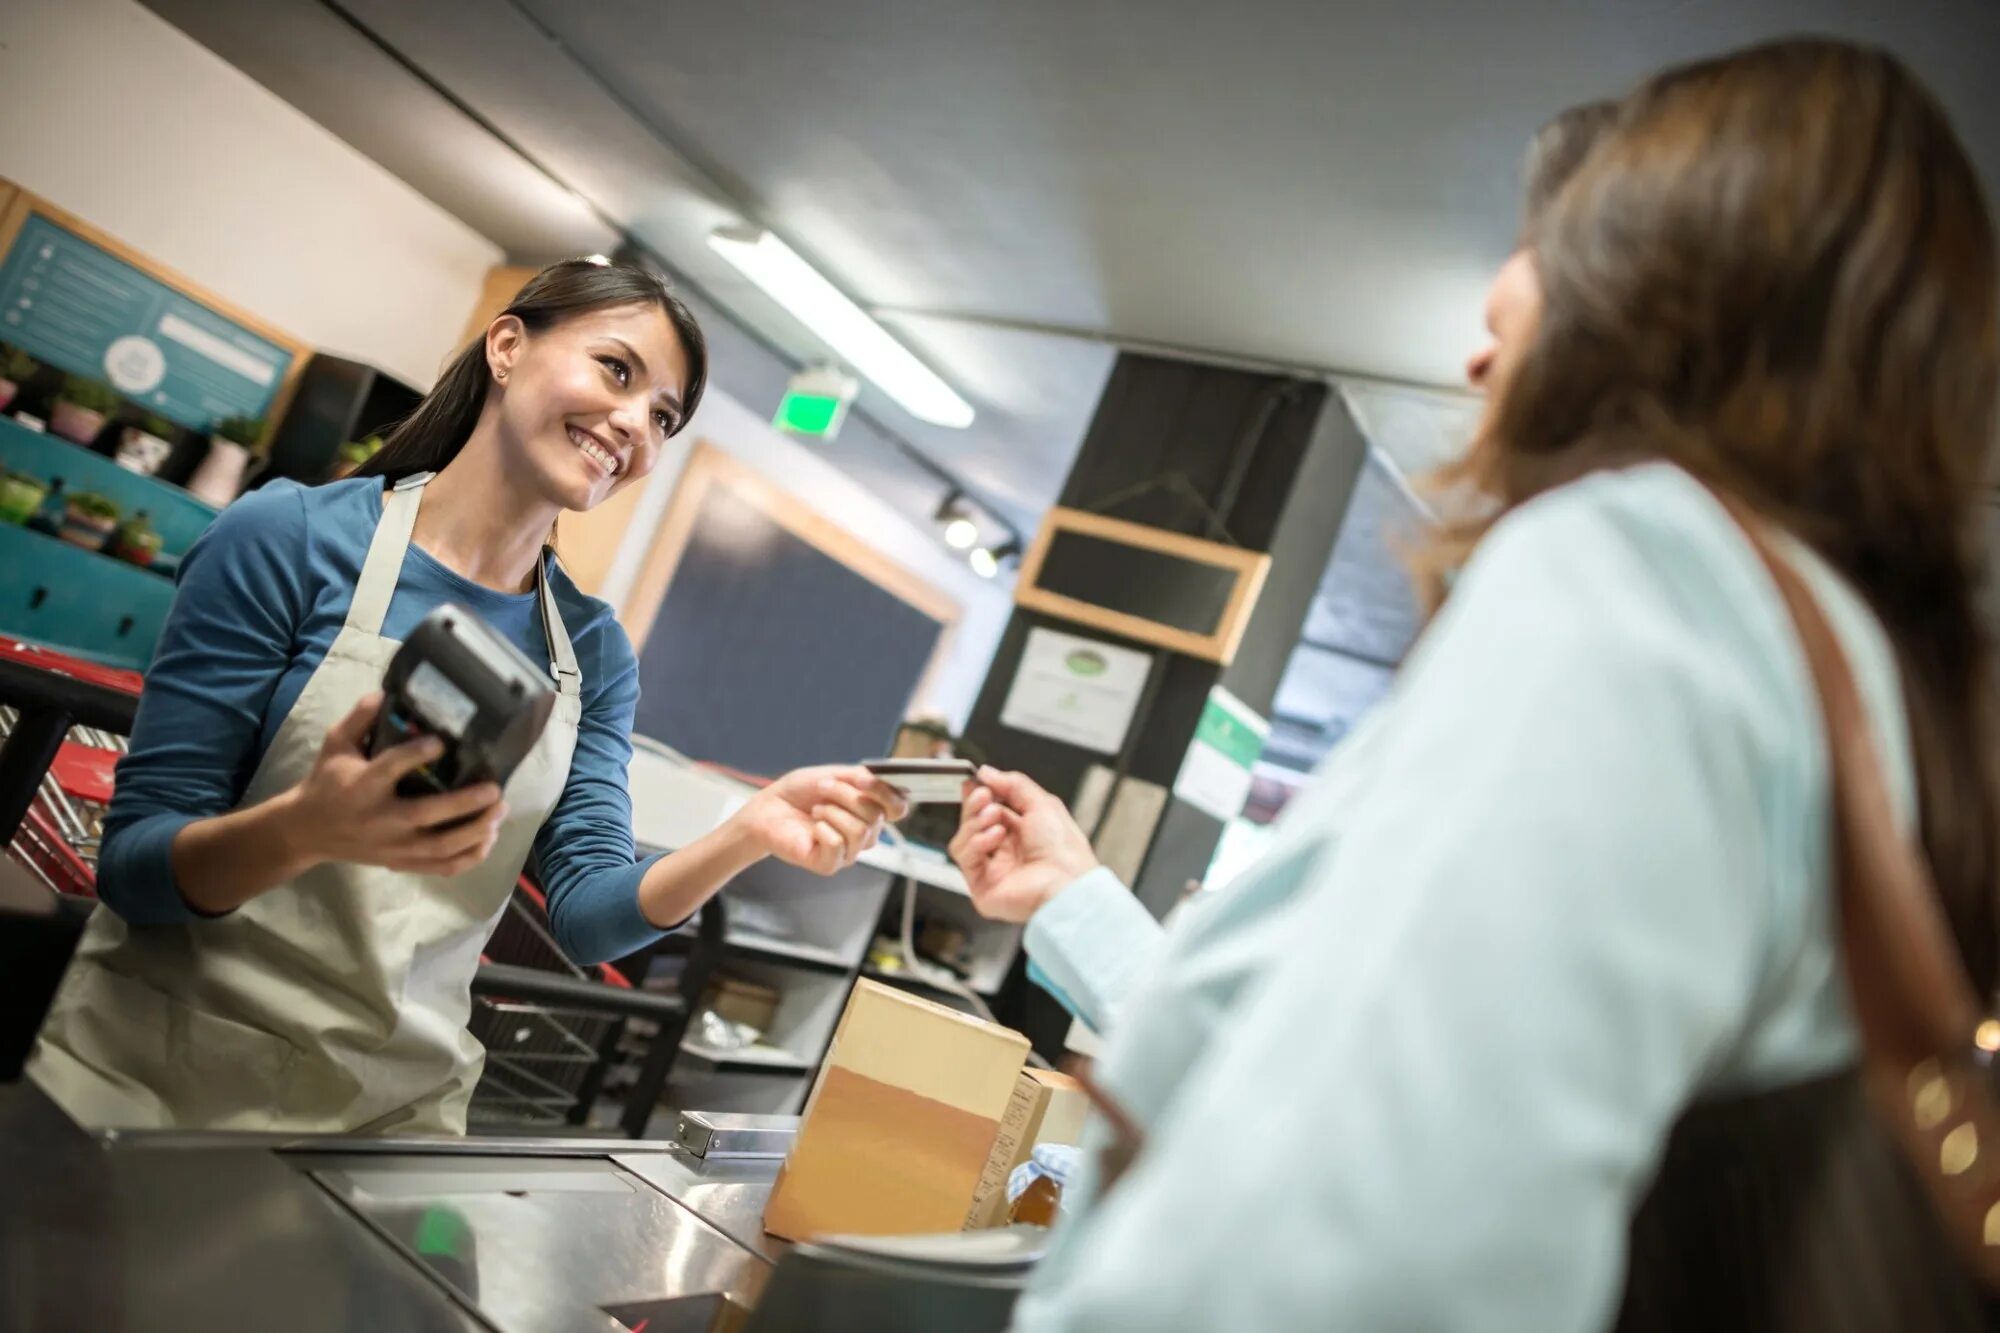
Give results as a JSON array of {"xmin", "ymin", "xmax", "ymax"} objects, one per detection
[{"xmin": 1013, "ymin": 464, "xmax": 1914, "ymax": 1332}]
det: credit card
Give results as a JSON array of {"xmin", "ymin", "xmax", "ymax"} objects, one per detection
[{"xmin": 863, "ymin": 758, "xmax": 981, "ymax": 804}]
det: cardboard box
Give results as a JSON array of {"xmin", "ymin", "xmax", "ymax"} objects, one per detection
[
  {"xmin": 702, "ymin": 974, "xmax": 780, "ymax": 1033},
  {"xmin": 963, "ymin": 1066, "xmax": 1089, "ymax": 1229},
  {"xmin": 763, "ymin": 980, "xmax": 1031, "ymax": 1242}
]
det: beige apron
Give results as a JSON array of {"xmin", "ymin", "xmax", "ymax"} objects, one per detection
[{"xmin": 30, "ymin": 473, "xmax": 583, "ymax": 1134}]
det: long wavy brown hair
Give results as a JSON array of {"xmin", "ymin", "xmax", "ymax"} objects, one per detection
[{"xmin": 1424, "ymin": 39, "xmax": 2000, "ymax": 988}]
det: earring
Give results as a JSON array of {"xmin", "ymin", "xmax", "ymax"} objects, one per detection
[{"xmin": 495, "ymin": 369, "xmax": 508, "ymax": 383}]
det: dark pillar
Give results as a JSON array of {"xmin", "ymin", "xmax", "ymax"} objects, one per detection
[{"xmin": 960, "ymin": 353, "xmax": 1370, "ymax": 1048}]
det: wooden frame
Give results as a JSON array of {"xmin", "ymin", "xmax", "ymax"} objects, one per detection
[
  {"xmin": 1014, "ymin": 506, "xmax": 1271, "ymax": 664},
  {"xmin": 622, "ymin": 440, "xmax": 962, "ymax": 707},
  {"xmin": 0, "ymin": 179, "xmax": 314, "ymax": 445}
]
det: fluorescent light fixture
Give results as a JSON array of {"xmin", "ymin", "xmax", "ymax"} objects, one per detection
[
  {"xmin": 969, "ymin": 547, "xmax": 1000, "ymax": 579},
  {"xmin": 708, "ymin": 225, "xmax": 975, "ymax": 428}
]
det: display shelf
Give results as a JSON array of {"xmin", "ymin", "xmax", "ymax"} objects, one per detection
[
  {"xmin": 721, "ymin": 931, "xmax": 852, "ymax": 972},
  {"xmin": 880, "ymin": 877, "xmax": 1023, "ymax": 997},
  {"xmin": 689, "ymin": 958, "xmax": 852, "ymax": 1070},
  {"xmin": 678, "ymin": 1039, "xmax": 811, "ymax": 1073}
]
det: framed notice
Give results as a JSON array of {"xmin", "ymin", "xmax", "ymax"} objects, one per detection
[
  {"xmin": 0, "ymin": 180, "xmax": 309, "ymax": 435},
  {"xmin": 998, "ymin": 627, "xmax": 1153, "ymax": 755}
]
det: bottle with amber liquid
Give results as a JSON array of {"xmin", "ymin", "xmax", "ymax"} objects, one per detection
[{"xmin": 1006, "ymin": 1144, "xmax": 1079, "ymax": 1227}]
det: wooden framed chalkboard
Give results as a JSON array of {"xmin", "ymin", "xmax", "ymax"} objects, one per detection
[
  {"xmin": 1014, "ymin": 506, "xmax": 1271, "ymax": 663},
  {"xmin": 621, "ymin": 443, "xmax": 960, "ymax": 779},
  {"xmin": 0, "ymin": 180, "xmax": 311, "ymax": 440}
]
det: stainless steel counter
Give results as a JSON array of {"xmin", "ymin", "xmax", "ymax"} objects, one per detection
[{"xmin": 0, "ymin": 1081, "xmax": 783, "ymax": 1333}]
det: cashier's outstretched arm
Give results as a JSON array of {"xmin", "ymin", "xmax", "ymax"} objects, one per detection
[{"xmin": 629, "ymin": 766, "xmax": 910, "ymax": 932}]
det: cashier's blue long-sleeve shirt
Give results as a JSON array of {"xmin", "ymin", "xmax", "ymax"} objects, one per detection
[{"xmin": 95, "ymin": 477, "xmax": 665, "ymax": 965}]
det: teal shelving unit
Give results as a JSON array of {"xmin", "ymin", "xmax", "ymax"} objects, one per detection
[
  {"xmin": 0, "ymin": 417, "xmax": 221, "ymax": 669},
  {"xmin": 0, "ymin": 417, "xmax": 218, "ymax": 558}
]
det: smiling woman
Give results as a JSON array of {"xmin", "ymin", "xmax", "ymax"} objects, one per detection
[
  {"xmin": 358, "ymin": 259, "xmax": 707, "ymax": 509},
  {"xmin": 28, "ymin": 257, "xmax": 916, "ymax": 1137}
]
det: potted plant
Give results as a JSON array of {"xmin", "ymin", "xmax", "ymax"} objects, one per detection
[
  {"xmin": 0, "ymin": 469, "xmax": 48, "ymax": 524},
  {"xmin": 115, "ymin": 411, "xmax": 178, "ymax": 476},
  {"xmin": 0, "ymin": 346, "xmax": 35, "ymax": 414},
  {"xmin": 331, "ymin": 434, "xmax": 384, "ymax": 480},
  {"xmin": 187, "ymin": 415, "xmax": 264, "ymax": 505},
  {"xmin": 108, "ymin": 508, "xmax": 164, "ymax": 568},
  {"xmin": 59, "ymin": 490, "xmax": 121, "ymax": 550},
  {"xmin": 51, "ymin": 376, "xmax": 120, "ymax": 445}
]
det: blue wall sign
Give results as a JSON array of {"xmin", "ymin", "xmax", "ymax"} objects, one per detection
[{"xmin": 0, "ymin": 213, "xmax": 295, "ymax": 431}]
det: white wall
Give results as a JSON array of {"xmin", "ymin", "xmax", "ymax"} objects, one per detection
[
  {"xmin": 603, "ymin": 387, "xmax": 1013, "ymax": 731},
  {"xmin": 0, "ymin": 0, "xmax": 501, "ymax": 389}
]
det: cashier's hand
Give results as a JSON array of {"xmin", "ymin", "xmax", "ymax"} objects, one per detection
[
  {"xmin": 729, "ymin": 765, "xmax": 909, "ymax": 875},
  {"xmin": 950, "ymin": 767, "xmax": 1099, "ymax": 924},
  {"xmin": 279, "ymin": 692, "xmax": 509, "ymax": 876}
]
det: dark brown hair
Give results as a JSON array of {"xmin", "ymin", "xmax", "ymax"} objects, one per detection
[
  {"xmin": 1430, "ymin": 39, "xmax": 2000, "ymax": 987},
  {"xmin": 358, "ymin": 258, "xmax": 708, "ymax": 484},
  {"xmin": 1520, "ymin": 100, "xmax": 1620, "ymax": 235}
]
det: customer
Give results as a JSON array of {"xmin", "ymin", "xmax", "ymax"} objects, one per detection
[
  {"xmin": 954, "ymin": 39, "xmax": 1998, "ymax": 1331},
  {"xmin": 32, "ymin": 260, "xmax": 907, "ymax": 1135}
]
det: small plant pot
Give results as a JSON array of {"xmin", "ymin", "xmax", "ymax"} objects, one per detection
[
  {"xmin": 115, "ymin": 427, "xmax": 173, "ymax": 476},
  {"xmin": 110, "ymin": 529, "xmax": 165, "ymax": 568},
  {"xmin": 0, "ymin": 378, "xmax": 18, "ymax": 414},
  {"xmin": 50, "ymin": 401, "xmax": 107, "ymax": 446},
  {"xmin": 59, "ymin": 505, "xmax": 118, "ymax": 551},
  {"xmin": 0, "ymin": 473, "xmax": 46, "ymax": 524},
  {"xmin": 187, "ymin": 439, "xmax": 251, "ymax": 506}
]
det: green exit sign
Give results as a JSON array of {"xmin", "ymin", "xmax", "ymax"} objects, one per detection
[
  {"xmin": 774, "ymin": 390, "xmax": 844, "ymax": 438},
  {"xmin": 772, "ymin": 367, "xmax": 857, "ymax": 440}
]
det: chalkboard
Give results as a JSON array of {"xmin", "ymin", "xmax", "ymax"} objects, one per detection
[
  {"xmin": 628, "ymin": 447, "xmax": 953, "ymax": 779},
  {"xmin": 0, "ymin": 184, "xmax": 306, "ymax": 433},
  {"xmin": 1015, "ymin": 506, "xmax": 1270, "ymax": 664},
  {"xmin": 1037, "ymin": 528, "xmax": 1241, "ymax": 635}
]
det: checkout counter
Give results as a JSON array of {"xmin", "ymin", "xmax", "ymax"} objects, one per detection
[
  {"xmin": 0, "ymin": 1074, "xmax": 777, "ymax": 1332},
  {"xmin": 0, "ymin": 565, "xmax": 1039, "ymax": 1333},
  {"xmin": 0, "ymin": 855, "xmax": 1037, "ymax": 1333},
  {"xmin": 0, "ymin": 1075, "xmax": 1037, "ymax": 1333}
]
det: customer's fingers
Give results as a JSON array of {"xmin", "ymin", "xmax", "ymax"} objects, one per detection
[
  {"xmin": 948, "ymin": 815, "xmax": 982, "ymax": 864},
  {"xmin": 964, "ymin": 823, "xmax": 1008, "ymax": 859},
  {"xmin": 950, "ymin": 799, "xmax": 1015, "ymax": 860},
  {"xmin": 976, "ymin": 766, "xmax": 1051, "ymax": 812}
]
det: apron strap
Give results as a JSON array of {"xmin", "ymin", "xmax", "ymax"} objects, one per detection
[
  {"xmin": 354, "ymin": 471, "xmax": 581, "ymax": 696},
  {"xmin": 348, "ymin": 472, "xmax": 433, "ymax": 636},
  {"xmin": 537, "ymin": 555, "xmax": 582, "ymax": 696}
]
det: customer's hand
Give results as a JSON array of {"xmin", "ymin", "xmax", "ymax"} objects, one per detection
[
  {"xmin": 950, "ymin": 767, "xmax": 1099, "ymax": 924},
  {"xmin": 730, "ymin": 765, "xmax": 910, "ymax": 875},
  {"xmin": 279, "ymin": 692, "xmax": 508, "ymax": 876}
]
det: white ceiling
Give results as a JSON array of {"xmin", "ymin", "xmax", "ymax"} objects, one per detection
[
  {"xmin": 143, "ymin": 0, "xmax": 2000, "ymax": 537},
  {"xmin": 141, "ymin": 0, "xmax": 2000, "ymax": 759}
]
